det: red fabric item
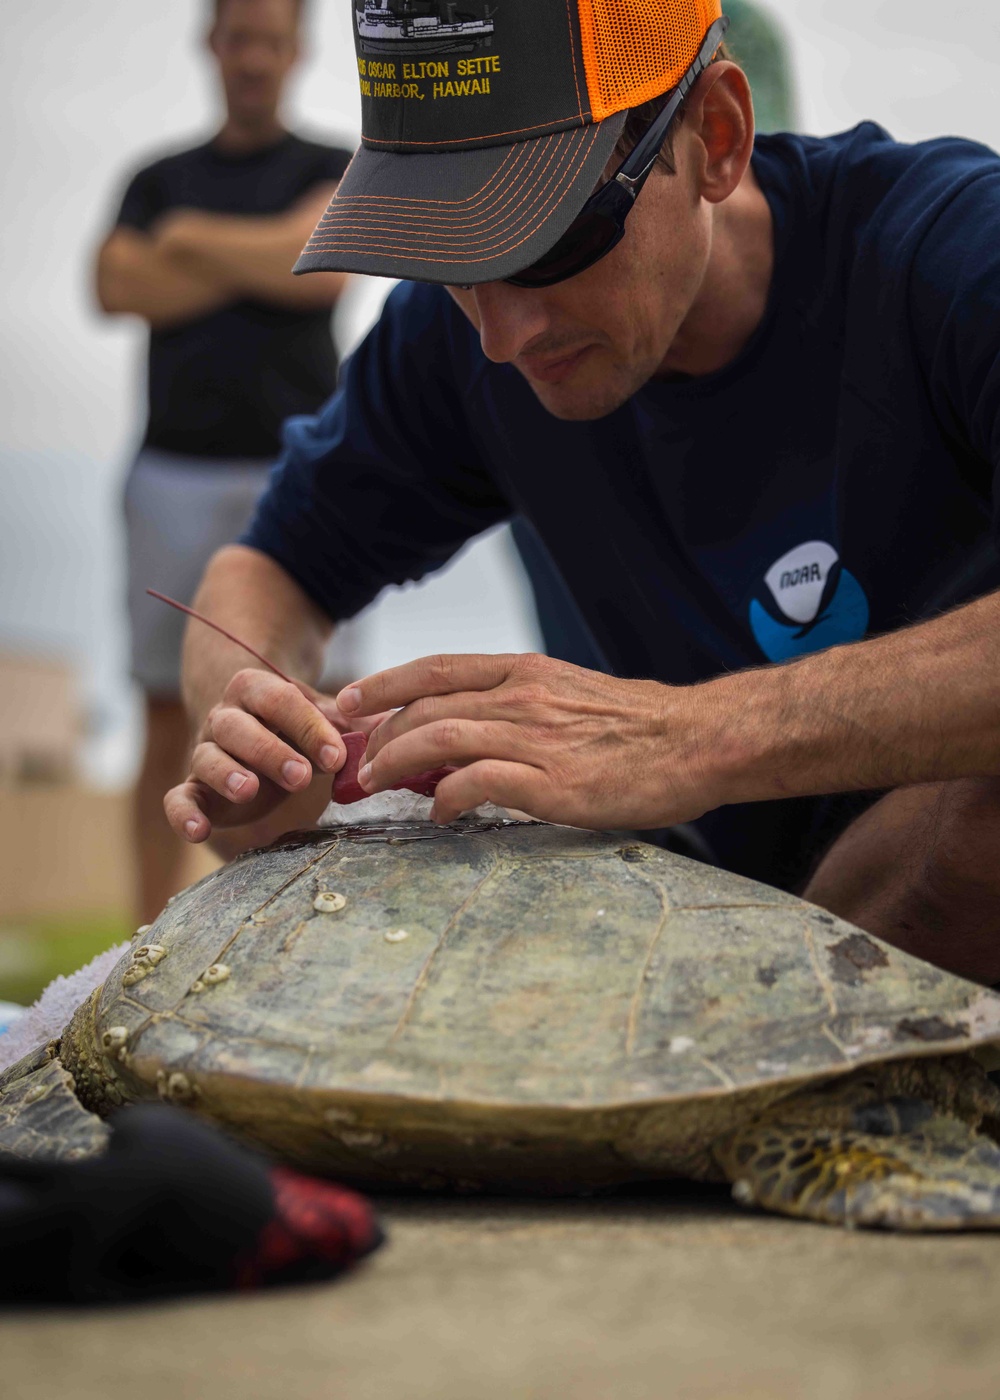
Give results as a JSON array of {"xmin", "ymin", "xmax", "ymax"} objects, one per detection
[
  {"xmin": 233, "ymin": 1166, "xmax": 382, "ymax": 1290},
  {"xmin": 332, "ymin": 730, "xmax": 453, "ymax": 805}
]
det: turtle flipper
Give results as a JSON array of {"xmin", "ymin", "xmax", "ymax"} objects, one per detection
[
  {"xmin": 0, "ymin": 1046, "xmax": 110, "ymax": 1163},
  {"xmin": 715, "ymin": 1066, "xmax": 1000, "ymax": 1230}
]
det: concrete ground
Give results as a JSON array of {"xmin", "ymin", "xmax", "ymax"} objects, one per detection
[{"xmin": 3, "ymin": 1185, "xmax": 1000, "ymax": 1400}]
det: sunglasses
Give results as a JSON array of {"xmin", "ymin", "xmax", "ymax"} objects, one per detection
[{"xmin": 503, "ymin": 15, "xmax": 731, "ymax": 290}]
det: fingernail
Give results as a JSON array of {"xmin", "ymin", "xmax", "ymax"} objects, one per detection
[
  {"xmin": 319, "ymin": 744, "xmax": 339, "ymax": 771},
  {"xmin": 358, "ymin": 762, "xmax": 373, "ymax": 789},
  {"xmin": 338, "ymin": 686, "xmax": 362, "ymax": 713},
  {"xmin": 184, "ymin": 819, "xmax": 201, "ymax": 839},
  {"xmin": 282, "ymin": 759, "xmax": 309, "ymax": 787},
  {"xmin": 227, "ymin": 772, "xmax": 247, "ymax": 795}
]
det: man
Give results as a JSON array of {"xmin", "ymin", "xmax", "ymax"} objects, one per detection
[
  {"xmin": 167, "ymin": 0, "xmax": 1000, "ymax": 988},
  {"xmin": 95, "ymin": 0, "xmax": 351, "ymax": 924}
]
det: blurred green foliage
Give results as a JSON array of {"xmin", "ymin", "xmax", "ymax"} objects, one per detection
[
  {"xmin": 726, "ymin": 0, "xmax": 798, "ymax": 134},
  {"xmin": 0, "ymin": 913, "xmax": 131, "ymax": 1006}
]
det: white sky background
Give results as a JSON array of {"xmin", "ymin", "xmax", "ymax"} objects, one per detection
[{"xmin": 1, "ymin": 0, "xmax": 999, "ymax": 783}]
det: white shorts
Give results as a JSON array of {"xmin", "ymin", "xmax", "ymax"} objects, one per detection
[{"xmin": 124, "ymin": 447, "xmax": 359, "ymax": 698}]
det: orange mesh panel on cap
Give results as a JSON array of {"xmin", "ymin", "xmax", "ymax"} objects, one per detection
[{"xmin": 577, "ymin": 0, "xmax": 723, "ymax": 120}]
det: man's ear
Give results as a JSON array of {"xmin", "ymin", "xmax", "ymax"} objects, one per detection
[
  {"xmin": 206, "ymin": 24, "xmax": 221, "ymax": 60},
  {"xmin": 685, "ymin": 62, "xmax": 755, "ymax": 205}
]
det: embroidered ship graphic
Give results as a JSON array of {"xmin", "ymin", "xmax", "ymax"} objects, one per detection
[{"xmin": 356, "ymin": 0, "xmax": 497, "ymax": 52}]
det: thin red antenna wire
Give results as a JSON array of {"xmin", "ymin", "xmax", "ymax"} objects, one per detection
[{"xmin": 145, "ymin": 589, "xmax": 297, "ymax": 686}]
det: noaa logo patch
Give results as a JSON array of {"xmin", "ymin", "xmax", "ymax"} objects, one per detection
[{"xmin": 749, "ymin": 541, "xmax": 869, "ymax": 663}]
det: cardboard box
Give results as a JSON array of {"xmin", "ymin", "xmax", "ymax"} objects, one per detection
[
  {"xmin": 0, "ymin": 651, "xmax": 80, "ymax": 786},
  {"xmin": 0, "ymin": 786, "xmax": 219, "ymax": 919}
]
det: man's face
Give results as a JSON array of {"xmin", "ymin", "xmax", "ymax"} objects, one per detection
[
  {"xmin": 447, "ymin": 145, "xmax": 713, "ymax": 422},
  {"xmin": 210, "ymin": 0, "xmax": 301, "ymax": 126}
]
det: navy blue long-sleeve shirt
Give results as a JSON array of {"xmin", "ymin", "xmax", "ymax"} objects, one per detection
[{"xmin": 244, "ymin": 124, "xmax": 1000, "ymax": 889}]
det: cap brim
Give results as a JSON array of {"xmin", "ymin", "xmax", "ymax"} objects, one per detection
[{"xmin": 294, "ymin": 113, "xmax": 627, "ymax": 286}]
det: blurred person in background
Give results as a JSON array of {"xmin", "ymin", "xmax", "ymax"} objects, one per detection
[{"xmin": 94, "ymin": 0, "xmax": 352, "ymax": 925}]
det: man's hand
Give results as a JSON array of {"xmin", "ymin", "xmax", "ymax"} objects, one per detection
[
  {"xmin": 165, "ymin": 668, "xmax": 344, "ymax": 841},
  {"xmin": 152, "ymin": 208, "xmax": 217, "ymax": 257},
  {"xmin": 151, "ymin": 189, "xmax": 347, "ymax": 312},
  {"xmin": 166, "ymin": 545, "xmax": 353, "ymax": 853},
  {"xmin": 164, "ymin": 667, "xmax": 386, "ymax": 843},
  {"xmin": 338, "ymin": 652, "xmax": 725, "ymax": 829},
  {"xmin": 339, "ymin": 588, "xmax": 1000, "ymax": 834},
  {"xmin": 94, "ymin": 226, "xmax": 234, "ymax": 330}
]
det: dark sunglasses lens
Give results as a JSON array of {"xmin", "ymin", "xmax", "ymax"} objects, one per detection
[{"xmin": 508, "ymin": 209, "xmax": 622, "ymax": 288}]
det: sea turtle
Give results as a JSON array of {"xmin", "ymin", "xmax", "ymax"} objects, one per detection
[{"xmin": 3, "ymin": 817, "xmax": 1000, "ymax": 1230}]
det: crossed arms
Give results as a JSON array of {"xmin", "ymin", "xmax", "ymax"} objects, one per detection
[{"xmin": 95, "ymin": 183, "xmax": 346, "ymax": 329}]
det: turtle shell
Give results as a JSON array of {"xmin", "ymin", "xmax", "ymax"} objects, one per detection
[{"xmin": 61, "ymin": 822, "xmax": 1000, "ymax": 1190}]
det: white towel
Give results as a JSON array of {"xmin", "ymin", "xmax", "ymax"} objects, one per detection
[{"xmin": 0, "ymin": 943, "xmax": 129, "ymax": 1074}]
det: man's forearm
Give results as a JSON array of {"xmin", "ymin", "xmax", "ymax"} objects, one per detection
[
  {"xmin": 95, "ymin": 229, "xmax": 233, "ymax": 329},
  {"xmin": 704, "ymin": 588, "xmax": 1000, "ymax": 806},
  {"xmin": 157, "ymin": 196, "xmax": 347, "ymax": 312},
  {"xmin": 181, "ymin": 544, "xmax": 334, "ymax": 734}
]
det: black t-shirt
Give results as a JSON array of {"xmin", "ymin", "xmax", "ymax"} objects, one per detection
[
  {"xmin": 115, "ymin": 133, "xmax": 352, "ymax": 460},
  {"xmin": 243, "ymin": 124, "xmax": 1000, "ymax": 890}
]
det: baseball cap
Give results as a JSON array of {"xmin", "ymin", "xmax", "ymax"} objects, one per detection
[{"xmin": 295, "ymin": 0, "xmax": 724, "ymax": 285}]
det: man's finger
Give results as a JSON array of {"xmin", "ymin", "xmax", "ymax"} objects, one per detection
[
  {"xmin": 164, "ymin": 778, "xmax": 223, "ymax": 842},
  {"xmin": 230, "ymin": 671, "xmax": 344, "ymax": 772},
  {"xmin": 364, "ymin": 692, "xmax": 499, "ymax": 761},
  {"xmin": 337, "ymin": 652, "xmax": 520, "ymax": 719},
  {"xmin": 208, "ymin": 710, "xmax": 315, "ymax": 791},
  {"xmin": 188, "ymin": 740, "xmax": 263, "ymax": 805},
  {"xmin": 352, "ymin": 711, "xmax": 393, "ymax": 737},
  {"xmin": 362, "ymin": 719, "xmax": 527, "ymax": 794},
  {"xmin": 429, "ymin": 759, "xmax": 545, "ymax": 826},
  {"xmin": 309, "ymin": 696, "xmax": 394, "ymax": 743}
]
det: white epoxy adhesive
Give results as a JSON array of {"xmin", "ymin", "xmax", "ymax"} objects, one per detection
[{"xmin": 318, "ymin": 789, "xmax": 511, "ymax": 827}]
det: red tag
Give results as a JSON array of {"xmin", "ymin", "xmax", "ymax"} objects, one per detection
[{"xmin": 332, "ymin": 731, "xmax": 453, "ymax": 805}]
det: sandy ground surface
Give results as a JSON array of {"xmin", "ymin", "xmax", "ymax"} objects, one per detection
[{"xmin": 3, "ymin": 1185, "xmax": 1000, "ymax": 1400}]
